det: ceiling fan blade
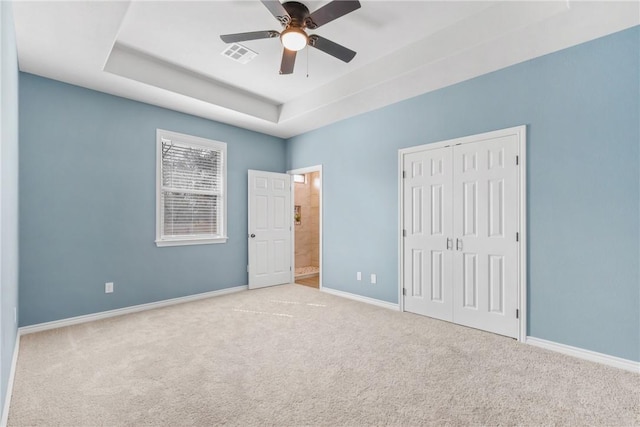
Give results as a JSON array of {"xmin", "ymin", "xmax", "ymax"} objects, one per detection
[
  {"xmin": 307, "ymin": 0, "xmax": 361, "ymax": 29},
  {"xmin": 261, "ymin": 0, "xmax": 291, "ymax": 25},
  {"xmin": 308, "ymin": 35, "xmax": 356, "ymax": 63},
  {"xmin": 220, "ymin": 30, "xmax": 279, "ymax": 43},
  {"xmin": 280, "ymin": 49, "xmax": 297, "ymax": 74}
]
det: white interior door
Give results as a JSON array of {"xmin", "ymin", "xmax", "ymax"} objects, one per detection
[
  {"xmin": 403, "ymin": 148, "xmax": 454, "ymax": 321},
  {"xmin": 248, "ymin": 170, "xmax": 292, "ymax": 289},
  {"xmin": 452, "ymin": 135, "xmax": 519, "ymax": 337}
]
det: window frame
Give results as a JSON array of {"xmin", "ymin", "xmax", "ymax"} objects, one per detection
[{"xmin": 155, "ymin": 129, "xmax": 228, "ymax": 247}]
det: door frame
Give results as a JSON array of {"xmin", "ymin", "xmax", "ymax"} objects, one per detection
[
  {"xmin": 287, "ymin": 165, "xmax": 323, "ymax": 290},
  {"xmin": 398, "ymin": 126, "xmax": 527, "ymax": 342}
]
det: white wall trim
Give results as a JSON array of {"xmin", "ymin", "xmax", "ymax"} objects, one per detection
[
  {"xmin": 526, "ymin": 336, "xmax": 640, "ymax": 374},
  {"xmin": 515, "ymin": 126, "xmax": 528, "ymax": 342},
  {"xmin": 397, "ymin": 149, "xmax": 404, "ymax": 313},
  {"xmin": 20, "ymin": 285, "xmax": 247, "ymax": 335},
  {"xmin": 1, "ymin": 333, "xmax": 20, "ymax": 427},
  {"xmin": 321, "ymin": 287, "xmax": 399, "ymax": 311}
]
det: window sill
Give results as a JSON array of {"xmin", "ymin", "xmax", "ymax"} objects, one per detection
[{"xmin": 155, "ymin": 237, "xmax": 228, "ymax": 247}]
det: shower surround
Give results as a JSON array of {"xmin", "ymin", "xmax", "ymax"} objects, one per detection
[{"xmin": 294, "ymin": 171, "xmax": 319, "ymax": 277}]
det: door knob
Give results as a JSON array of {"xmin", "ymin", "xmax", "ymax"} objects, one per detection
[
  {"xmin": 456, "ymin": 238, "xmax": 462, "ymax": 251},
  {"xmin": 250, "ymin": 234, "xmax": 256, "ymax": 238},
  {"xmin": 446, "ymin": 238, "xmax": 453, "ymax": 250}
]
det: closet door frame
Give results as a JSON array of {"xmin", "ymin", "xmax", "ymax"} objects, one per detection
[{"xmin": 398, "ymin": 125, "xmax": 527, "ymax": 342}]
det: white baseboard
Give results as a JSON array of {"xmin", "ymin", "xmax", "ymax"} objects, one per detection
[
  {"xmin": 526, "ymin": 336, "xmax": 639, "ymax": 373},
  {"xmin": 321, "ymin": 287, "xmax": 399, "ymax": 311},
  {"xmin": 20, "ymin": 285, "xmax": 248, "ymax": 335},
  {"xmin": 1, "ymin": 333, "xmax": 20, "ymax": 427}
]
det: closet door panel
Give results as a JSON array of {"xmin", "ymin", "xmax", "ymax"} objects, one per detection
[
  {"xmin": 452, "ymin": 135, "xmax": 519, "ymax": 338},
  {"xmin": 403, "ymin": 148, "xmax": 454, "ymax": 321}
]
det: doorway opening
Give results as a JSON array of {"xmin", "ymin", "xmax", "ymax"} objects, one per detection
[{"xmin": 289, "ymin": 166, "xmax": 322, "ymax": 289}]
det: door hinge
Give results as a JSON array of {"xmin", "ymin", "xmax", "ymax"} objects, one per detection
[
  {"xmin": 290, "ymin": 266, "xmax": 292, "ymax": 271},
  {"xmin": 247, "ymin": 265, "xmax": 249, "ymax": 273},
  {"xmin": 516, "ymin": 232, "xmax": 519, "ymax": 242},
  {"xmin": 402, "ymin": 288, "xmax": 406, "ymax": 296},
  {"xmin": 402, "ymin": 229, "xmax": 407, "ymax": 237},
  {"xmin": 402, "ymin": 171, "xmax": 406, "ymax": 179},
  {"xmin": 516, "ymin": 155, "xmax": 519, "ymax": 165},
  {"xmin": 516, "ymin": 309, "xmax": 520, "ymax": 319}
]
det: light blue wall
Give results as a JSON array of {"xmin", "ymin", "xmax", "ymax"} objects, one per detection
[
  {"xmin": 287, "ymin": 27, "xmax": 640, "ymax": 362},
  {"xmin": 1, "ymin": 0, "xmax": 20, "ymax": 412},
  {"xmin": 17, "ymin": 26, "xmax": 640, "ymax": 362},
  {"xmin": 19, "ymin": 73, "xmax": 286, "ymax": 326}
]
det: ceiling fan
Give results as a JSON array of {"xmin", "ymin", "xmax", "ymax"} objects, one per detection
[{"xmin": 220, "ymin": 0, "xmax": 361, "ymax": 75}]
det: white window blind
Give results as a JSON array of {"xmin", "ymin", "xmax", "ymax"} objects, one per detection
[{"xmin": 156, "ymin": 130, "xmax": 227, "ymax": 246}]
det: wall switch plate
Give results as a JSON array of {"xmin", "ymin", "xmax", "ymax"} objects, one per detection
[
  {"xmin": 371, "ymin": 274, "xmax": 377, "ymax": 284},
  {"xmin": 105, "ymin": 282, "xmax": 114, "ymax": 293},
  {"xmin": 356, "ymin": 272, "xmax": 362, "ymax": 281}
]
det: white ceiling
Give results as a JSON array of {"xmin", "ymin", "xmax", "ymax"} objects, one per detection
[{"xmin": 12, "ymin": 1, "xmax": 639, "ymax": 138}]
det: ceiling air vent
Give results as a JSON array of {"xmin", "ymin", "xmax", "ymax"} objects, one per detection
[{"xmin": 221, "ymin": 43, "xmax": 258, "ymax": 64}]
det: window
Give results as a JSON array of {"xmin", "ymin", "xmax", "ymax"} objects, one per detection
[{"xmin": 156, "ymin": 129, "xmax": 227, "ymax": 247}]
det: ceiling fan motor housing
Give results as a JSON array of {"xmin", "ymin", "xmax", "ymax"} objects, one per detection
[{"xmin": 282, "ymin": 2, "xmax": 315, "ymax": 29}]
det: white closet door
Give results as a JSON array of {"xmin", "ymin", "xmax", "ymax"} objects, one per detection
[
  {"xmin": 452, "ymin": 135, "xmax": 519, "ymax": 338},
  {"xmin": 403, "ymin": 148, "xmax": 454, "ymax": 321}
]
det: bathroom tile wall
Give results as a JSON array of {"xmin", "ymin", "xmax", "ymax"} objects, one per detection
[{"xmin": 294, "ymin": 172, "xmax": 319, "ymax": 270}]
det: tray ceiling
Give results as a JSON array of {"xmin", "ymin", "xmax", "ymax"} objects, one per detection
[{"xmin": 12, "ymin": 1, "xmax": 639, "ymax": 138}]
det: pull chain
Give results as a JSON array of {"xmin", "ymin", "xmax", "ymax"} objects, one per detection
[{"xmin": 306, "ymin": 47, "xmax": 309, "ymax": 78}]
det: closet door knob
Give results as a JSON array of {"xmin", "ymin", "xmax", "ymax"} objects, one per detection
[
  {"xmin": 456, "ymin": 238, "xmax": 463, "ymax": 251},
  {"xmin": 446, "ymin": 238, "xmax": 453, "ymax": 250},
  {"xmin": 250, "ymin": 234, "xmax": 256, "ymax": 238}
]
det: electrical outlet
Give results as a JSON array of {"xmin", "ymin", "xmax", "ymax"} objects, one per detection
[
  {"xmin": 356, "ymin": 272, "xmax": 362, "ymax": 281},
  {"xmin": 370, "ymin": 274, "xmax": 377, "ymax": 284},
  {"xmin": 105, "ymin": 282, "xmax": 114, "ymax": 293}
]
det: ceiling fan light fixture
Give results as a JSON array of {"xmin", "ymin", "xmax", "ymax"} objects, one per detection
[{"xmin": 280, "ymin": 27, "xmax": 308, "ymax": 51}]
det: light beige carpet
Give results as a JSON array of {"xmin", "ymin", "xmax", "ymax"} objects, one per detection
[{"xmin": 8, "ymin": 284, "xmax": 640, "ymax": 426}]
